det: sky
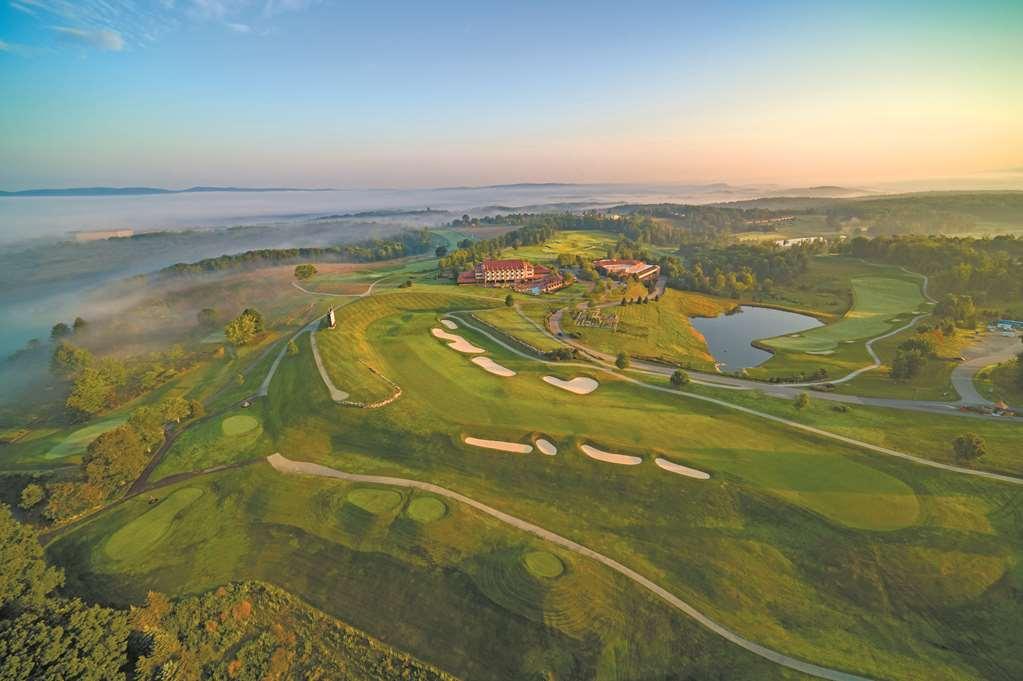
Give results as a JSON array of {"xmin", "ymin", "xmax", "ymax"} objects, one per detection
[{"xmin": 1, "ymin": 0, "xmax": 1022, "ymax": 190}]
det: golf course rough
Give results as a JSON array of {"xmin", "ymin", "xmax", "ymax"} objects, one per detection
[
  {"xmin": 103, "ymin": 487, "xmax": 204, "ymax": 562},
  {"xmin": 406, "ymin": 496, "xmax": 447, "ymax": 523},
  {"xmin": 221, "ymin": 414, "xmax": 260, "ymax": 436},
  {"xmin": 523, "ymin": 550, "xmax": 565, "ymax": 579},
  {"xmin": 346, "ymin": 488, "xmax": 404, "ymax": 514}
]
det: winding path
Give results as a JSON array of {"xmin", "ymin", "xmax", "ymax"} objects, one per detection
[
  {"xmin": 535, "ymin": 275, "xmax": 1019, "ymax": 418},
  {"xmin": 449, "ymin": 312, "xmax": 1023, "ymax": 486},
  {"xmin": 268, "ymin": 453, "xmax": 874, "ymax": 681}
]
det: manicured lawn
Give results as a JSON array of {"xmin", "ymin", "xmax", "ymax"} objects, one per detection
[
  {"xmin": 221, "ymin": 413, "xmax": 260, "ymax": 436},
  {"xmin": 43, "ymin": 415, "xmax": 128, "ymax": 460},
  {"xmin": 103, "ymin": 487, "xmax": 204, "ymax": 562},
  {"xmin": 497, "ymin": 230, "xmax": 616, "ymax": 263},
  {"xmin": 834, "ymin": 326, "xmax": 975, "ymax": 401},
  {"xmin": 763, "ymin": 275, "xmax": 927, "ymax": 354},
  {"xmin": 560, "ymin": 289, "xmax": 728, "ymax": 370},
  {"xmin": 405, "ymin": 495, "xmax": 447, "ymax": 522},
  {"xmin": 523, "ymin": 550, "xmax": 564, "ymax": 578},
  {"xmin": 472, "ymin": 305, "xmax": 563, "ymax": 352},
  {"xmin": 315, "ymin": 291, "xmax": 499, "ymax": 403},
  {"xmin": 53, "ymin": 286, "xmax": 1023, "ymax": 681},
  {"xmin": 50, "ymin": 465, "xmax": 788, "ymax": 681}
]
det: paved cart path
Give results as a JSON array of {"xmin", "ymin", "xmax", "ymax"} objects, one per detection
[{"xmin": 268, "ymin": 453, "xmax": 874, "ymax": 681}]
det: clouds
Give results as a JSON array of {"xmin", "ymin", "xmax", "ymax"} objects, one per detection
[
  {"xmin": 51, "ymin": 26, "xmax": 125, "ymax": 51},
  {"xmin": 3, "ymin": 0, "xmax": 323, "ymax": 55}
]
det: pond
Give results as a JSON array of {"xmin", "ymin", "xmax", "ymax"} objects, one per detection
[{"xmin": 690, "ymin": 306, "xmax": 823, "ymax": 370}]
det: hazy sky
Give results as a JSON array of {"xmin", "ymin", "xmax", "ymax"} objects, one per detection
[{"xmin": 1, "ymin": 0, "xmax": 1021, "ymax": 189}]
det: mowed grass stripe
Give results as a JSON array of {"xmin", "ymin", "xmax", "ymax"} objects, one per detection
[
  {"xmin": 763, "ymin": 276, "xmax": 925, "ymax": 353},
  {"xmin": 103, "ymin": 487, "xmax": 204, "ymax": 561}
]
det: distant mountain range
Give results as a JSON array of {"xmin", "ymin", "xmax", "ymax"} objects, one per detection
[{"xmin": 0, "ymin": 186, "xmax": 333, "ymax": 197}]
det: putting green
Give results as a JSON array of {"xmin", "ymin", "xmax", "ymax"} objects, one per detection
[
  {"xmin": 523, "ymin": 551, "xmax": 565, "ymax": 579},
  {"xmin": 221, "ymin": 414, "xmax": 260, "ymax": 436},
  {"xmin": 406, "ymin": 496, "xmax": 447, "ymax": 522},
  {"xmin": 103, "ymin": 488, "xmax": 204, "ymax": 562},
  {"xmin": 346, "ymin": 488, "xmax": 403, "ymax": 514},
  {"xmin": 763, "ymin": 276, "xmax": 925, "ymax": 353},
  {"xmin": 44, "ymin": 416, "xmax": 129, "ymax": 460}
]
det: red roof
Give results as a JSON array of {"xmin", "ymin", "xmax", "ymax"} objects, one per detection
[
  {"xmin": 593, "ymin": 258, "xmax": 641, "ymax": 267},
  {"xmin": 456, "ymin": 271, "xmax": 477, "ymax": 284},
  {"xmin": 481, "ymin": 259, "xmax": 529, "ymax": 270}
]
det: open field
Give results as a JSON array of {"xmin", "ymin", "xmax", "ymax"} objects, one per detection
[
  {"xmin": 559, "ymin": 289, "xmax": 730, "ymax": 370},
  {"xmin": 66, "ymin": 287, "xmax": 1023, "ymax": 681}
]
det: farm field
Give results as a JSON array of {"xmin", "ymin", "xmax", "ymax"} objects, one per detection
[
  {"xmin": 559, "ymin": 289, "xmax": 731, "ymax": 370},
  {"xmin": 52, "ymin": 288, "xmax": 1023, "ymax": 681}
]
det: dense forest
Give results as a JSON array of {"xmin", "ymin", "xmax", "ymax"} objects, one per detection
[
  {"xmin": 659, "ymin": 244, "xmax": 816, "ymax": 298},
  {"xmin": 826, "ymin": 192, "xmax": 1023, "ymax": 235},
  {"xmin": 159, "ymin": 229, "xmax": 435, "ymax": 277}
]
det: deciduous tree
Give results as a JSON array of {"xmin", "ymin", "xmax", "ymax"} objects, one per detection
[{"xmin": 953, "ymin": 433, "xmax": 987, "ymax": 462}]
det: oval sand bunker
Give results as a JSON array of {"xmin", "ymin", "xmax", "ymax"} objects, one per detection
[
  {"xmin": 580, "ymin": 444, "xmax": 641, "ymax": 465},
  {"xmin": 655, "ymin": 457, "xmax": 710, "ymax": 479},
  {"xmin": 431, "ymin": 328, "xmax": 485, "ymax": 353},
  {"xmin": 440, "ymin": 318, "xmax": 458, "ymax": 330},
  {"xmin": 472, "ymin": 356, "xmax": 516, "ymax": 377},
  {"xmin": 535, "ymin": 438, "xmax": 557, "ymax": 456},
  {"xmin": 464, "ymin": 436, "xmax": 533, "ymax": 454},
  {"xmin": 543, "ymin": 376, "xmax": 598, "ymax": 395}
]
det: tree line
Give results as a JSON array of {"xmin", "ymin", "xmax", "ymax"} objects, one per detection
[
  {"xmin": 841, "ymin": 235, "xmax": 1023, "ymax": 310},
  {"xmin": 159, "ymin": 229, "xmax": 435, "ymax": 277}
]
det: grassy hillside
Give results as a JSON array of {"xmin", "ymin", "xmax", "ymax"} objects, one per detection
[
  {"xmin": 559, "ymin": 290, "xmax": 729, "ymax": 370},
  {"xmin": 55, "ymin": 295, "xmax": 1023, "ymax": 681}
]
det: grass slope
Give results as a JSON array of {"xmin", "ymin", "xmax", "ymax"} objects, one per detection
[
  {"xmin": 763, "ymin": 275, "xmax": 926, "ymax": 353},
  {"xmin": 560, "ymin": 290, "xmax": 728, "ymax": 370}
]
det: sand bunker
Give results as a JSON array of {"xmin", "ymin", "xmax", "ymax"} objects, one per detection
[
  {"xmin": 464, "ymin": 436, "xmax": 533, "ymax": 454},
  {"xmin": 440, "ymin": 318, "xmax": 458, "ymax": 330},
  {"xmin": 806, "ymin": 350, "xmax": 835, "ymax": 355},
  {"xmin": 655, "ymin": 457, "xmax": 710, "ymax": 479},
  {"xmin": 471, "ymin": 356, "xmax": 516, "ymax": 377},
  {"xmin": 542, "ymin": 376, "xmax": 599, "ymax": 395},
  {"xmin": 431, "ymin": 327, "xmax": 485, "ymax": 353},
  {"xmin": 535, "ymin": 438, "xmax": 557, "ymax": 456},
  {"xmin": 580, "ymin": 444, "xmax": 641, "ymax": 466}
]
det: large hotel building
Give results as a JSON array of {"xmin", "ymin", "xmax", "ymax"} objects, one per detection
[{"xmin": 457, "ymin": 259, "xmax": 567, "ymax": 294}]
